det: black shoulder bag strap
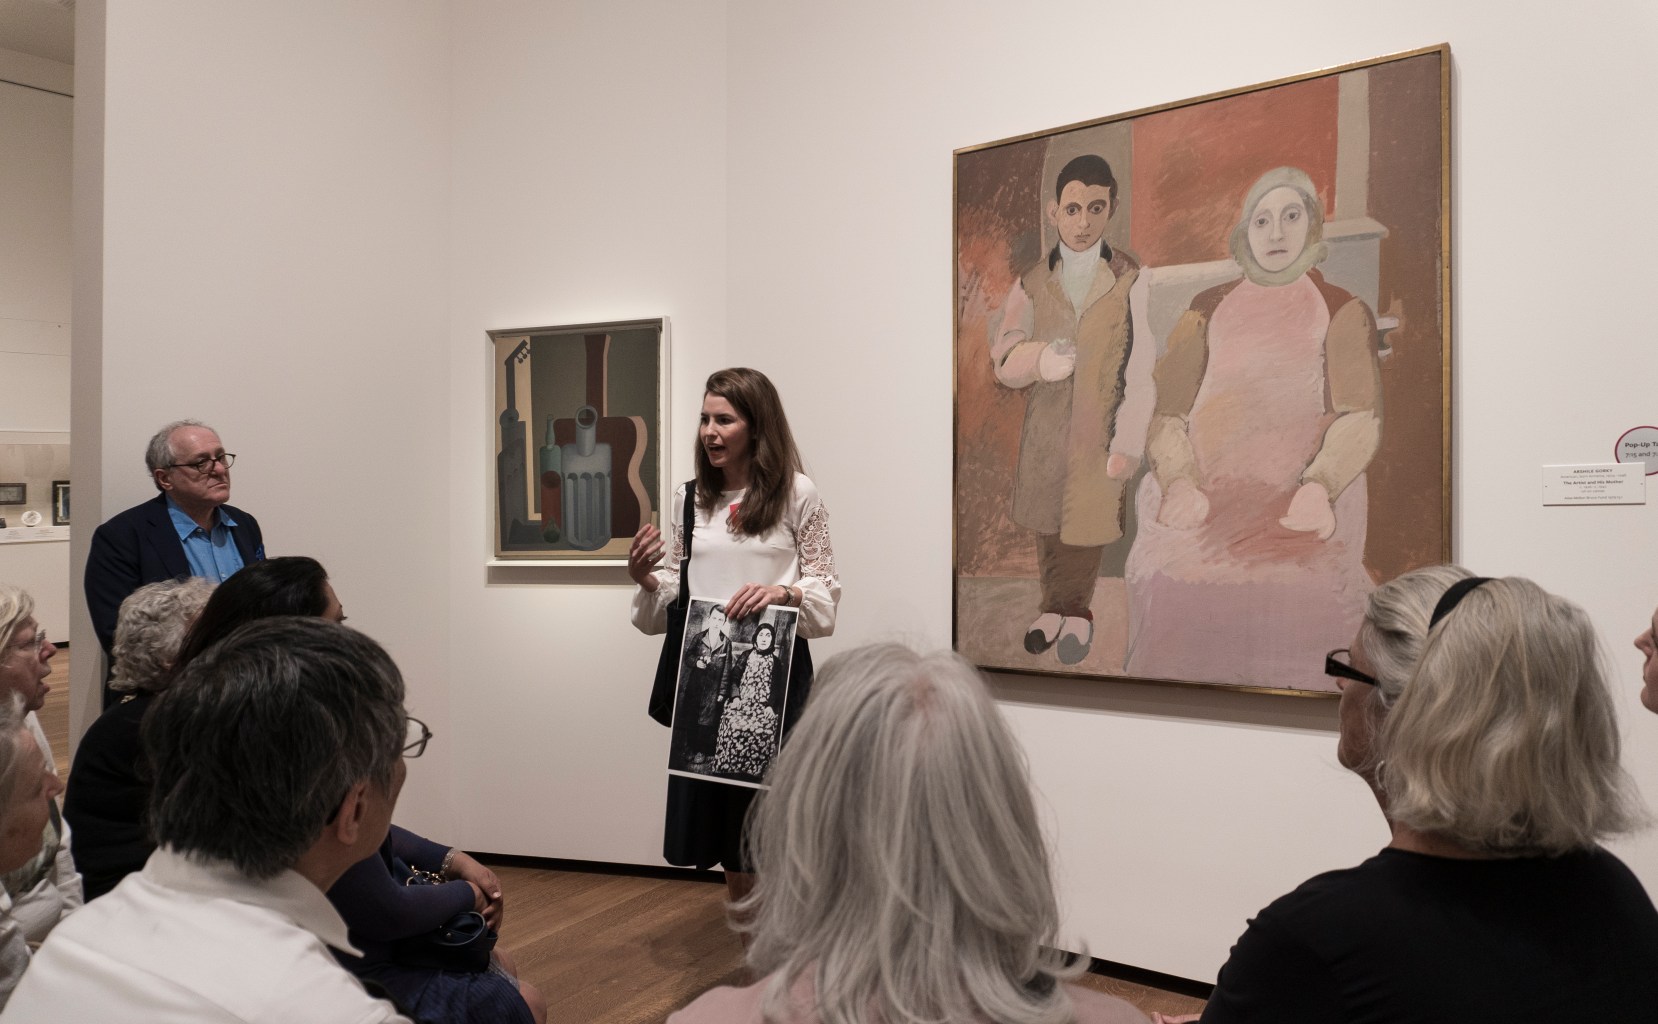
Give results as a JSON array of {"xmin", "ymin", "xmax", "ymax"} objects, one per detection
[{"xmin": 647, "ymin": 483, "xmax": 697, "ymax": 726}]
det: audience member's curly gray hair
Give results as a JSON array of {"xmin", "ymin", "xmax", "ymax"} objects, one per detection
[
  {"xmin": 143, "ymin": 616, "xmax": 405, "ymax": 880},
  {"xmin": 144, "ymin": 419, "xmax": 210, "ymax": 484},
  {"xmin": 0, "ymin": 586, "xmax": 32, "ymax": 653},
  {"xmin": 740, "ymin": 643, "xmax": 1083, "ymax": 1024},
  {"xmin": 110, "ymin": 579, "xmax": 216, "ymax": 694},
  {"xmin": 1360, "ymin": 566, "xmax": 1641, "ymax": 855},
  {"xmin": 0, "ymin": 694, "xmax": 28, "ymax": 815}
]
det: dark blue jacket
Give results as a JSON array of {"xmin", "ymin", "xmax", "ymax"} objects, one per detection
[{"xmin": 84, "ymin": 493, "xmax": 264, "ymax": 653}]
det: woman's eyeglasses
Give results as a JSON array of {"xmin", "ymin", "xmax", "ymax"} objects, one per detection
[
  {"xmin": 1324, "ymin": 648, "xmax": 1378, "ymax": 689},
  {"xmin": 4, "ymin": 628, "xmax": 47, "ymax": 656}
]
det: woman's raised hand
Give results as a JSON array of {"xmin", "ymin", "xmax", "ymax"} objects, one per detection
[
  {"xmin": 628, "ymin": 524, "xmax": 665, "ymax": 591},
  {"xmin": 725, "ymin": 583, "xmax": 786, "ymax": 620}
]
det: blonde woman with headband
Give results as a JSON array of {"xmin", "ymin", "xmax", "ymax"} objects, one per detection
[
  {"xmin": 671, "ymin": 644, "xmax": 1148, "ymax": 1024},
  {"xmin": 1162, "ymin": 568, "xmax": 1658, "ymax": 1023}
]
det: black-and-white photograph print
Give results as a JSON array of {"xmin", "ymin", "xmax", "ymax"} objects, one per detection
[{"xmin": 668, "ymin": 597, "xmax": 798, "ymax": 789}]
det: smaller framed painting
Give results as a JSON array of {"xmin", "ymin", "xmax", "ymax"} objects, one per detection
[
  {"xmin": 487, "ymin": 318, "xmax": 669, "ymax": 563},
  {"xmin": 0, "ymin": 484, "xmax": 24, "ymax": 506},
  {"xmin": 51, "ymin": 481, "xmax": 69, "ymax": 526}
]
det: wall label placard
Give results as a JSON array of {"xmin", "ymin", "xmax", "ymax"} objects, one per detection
[{"xmin": 1542, "ymin": 464, "xmax": 1645, "ymax": 506}]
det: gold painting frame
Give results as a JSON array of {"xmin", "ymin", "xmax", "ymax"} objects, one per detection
[{"xmin": 952, "ymin": 44, "xmax": 1452, "ymax": 697}]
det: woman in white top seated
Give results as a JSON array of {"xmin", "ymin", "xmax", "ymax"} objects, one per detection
[{"xmin": 671, "ymin": 644, "xmax": 1149, "ymax": 1024}]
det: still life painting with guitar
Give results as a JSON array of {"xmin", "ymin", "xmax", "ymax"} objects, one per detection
[{"xmin": 488, "ymin": 318, "xmax": 667, "ymax": 561}]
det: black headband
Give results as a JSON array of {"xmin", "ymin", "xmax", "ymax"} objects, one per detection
[{"xmin": 1429, "ymin": 576, "xmax": 1494, "ymax": 629}]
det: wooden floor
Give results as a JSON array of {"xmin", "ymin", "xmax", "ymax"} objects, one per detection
[
  {"xmin": 487, "ymin": 858, "xmax": 1208, "ymax": 1022},
  {"xmin": 38, "ymin": 649, "xmax": 1208, "ymax": 1022}
]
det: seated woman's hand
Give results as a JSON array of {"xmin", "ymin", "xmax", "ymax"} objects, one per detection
[
  {"xmin": 1158, "ymin": 479, "xmax": 1210, "ymax": 529},
  {"xmin": 1279, "ymin": 480, "xmax": 1336, "ymax": 540},
  {"xmin": 448, "ymin": 851, "xmax": 506, "ymax": 931}
]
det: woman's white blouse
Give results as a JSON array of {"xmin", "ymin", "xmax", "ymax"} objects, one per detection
[{"xmin": 631, "ymin": 474, "xmax": 840, "ymax": 640}]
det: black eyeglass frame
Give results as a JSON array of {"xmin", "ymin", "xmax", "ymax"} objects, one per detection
[
  {"xmin": 402, "ymin": 716, "xmax": 433, "ymax": 758},
  {"xmin": 1324, "ymin": 648, "xmax": 1379, "ymax": 688},
  {"xmin": 168, "ymin": 453, "xmax": 237, "ymax": 474}
]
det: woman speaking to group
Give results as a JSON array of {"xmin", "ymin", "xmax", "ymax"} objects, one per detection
[{"xmin": 628, "ymin": 367, "xmax": 840, "ymax": 904}]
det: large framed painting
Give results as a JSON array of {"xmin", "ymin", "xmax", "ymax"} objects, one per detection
[
  {"xmin": 953, "ymin": 45, "xmax": 1450, "ymax": 696},
  {"xmin": 489, "ymin": 318, "xmax": 668, "ymax": 563}
]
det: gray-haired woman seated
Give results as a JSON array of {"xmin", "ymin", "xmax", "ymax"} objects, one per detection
[
  {"xmin": 63, "ymin": 578, "xmax": 215, "ymax": 900},
  {"xmin": 670, "ymin": 643, "xmax": 1149, "ymax": 1024},
  {"xmin": 0, "ymin": 692, "xmax": 68, "ymax": 1005},
  {"xmin": 1176, "ymin": 567, "xmax": 1658, "ymax": 1023}
]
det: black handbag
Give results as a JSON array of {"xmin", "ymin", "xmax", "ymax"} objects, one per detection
[
  {"xmin": 388, "ymin": 856, "xmax": 497, "ymax": 973},
  {"xmin": 648, "ymin": 482, "xmax": 697, "ymax": 726}
]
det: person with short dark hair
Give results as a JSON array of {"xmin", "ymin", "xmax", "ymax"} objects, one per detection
[
  {"xmin": 991, "ymin": 154, "xmax": 1152, "ymax": 667},
  {"xmin": 4, "ymin": 618, "xmax": 415, "ymax": 1021}
]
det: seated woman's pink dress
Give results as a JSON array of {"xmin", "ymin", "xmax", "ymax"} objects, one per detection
[{"xmin": 1126, "ymin": 271, "xmax": 1378, "ymax": 692}]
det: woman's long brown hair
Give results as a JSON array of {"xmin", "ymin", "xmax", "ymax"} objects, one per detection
[{"xmin": 694, "ymin": 367, "xmax": 803, "ymax": 537}]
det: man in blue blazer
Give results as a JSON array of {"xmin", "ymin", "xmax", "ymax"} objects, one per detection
[{"xmin": 85, "ymin": 421, "xmax": 265, "ymax": 667}]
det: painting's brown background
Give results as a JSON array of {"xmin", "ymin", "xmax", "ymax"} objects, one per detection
[{"xmin": 955, "ymin": 50, "xmax": 1445, "ymax": 651}]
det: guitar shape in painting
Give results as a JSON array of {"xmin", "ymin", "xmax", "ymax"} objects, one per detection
[
  {"xmin": 496, "ymin": 339, "xmax": 533, "ymax": 545},
  {"xmin": 552, "ymin": 334, "xmax": 651, "ymax": 540}
]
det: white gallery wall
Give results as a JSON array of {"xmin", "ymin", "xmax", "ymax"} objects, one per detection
[
  {"xmin": 76, "ymin": 0, "xmax": 457, "ymax": 830},
  {"xmin": 81, "ymin": 0, "xmax": 1658, "ymax": 984},
  {"xmin": 0, "ymin": 47, "xmax": 72, "ymax": 632}
]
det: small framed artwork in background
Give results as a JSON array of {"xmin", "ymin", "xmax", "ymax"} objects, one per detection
[
  {"xmin": 487, "ymin": 318, "xmax": 669, "ymax": 563},
  {"xmin": 51, "ymin": 481, "xmax": 69, "ymax": 526}
]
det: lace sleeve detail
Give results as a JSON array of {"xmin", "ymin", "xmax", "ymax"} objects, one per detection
[
  {"xmin": 659, "ymin": 511, "xmax": 687, "ymax": 592},
  {"xmin": 798, "ymin": 504, "xmax": 837, "ymax": 590},
  {"xmin": 794, "ymin": 502, "xmax": 841, "ymax": 639}
]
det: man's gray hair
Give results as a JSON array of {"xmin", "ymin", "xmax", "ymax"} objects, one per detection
[
  {"xmin": 143, "ymin": 616, "xmax": 406, "ymax": 879},
  {"xmin": 1362, "ymin": 566, "xmax": 1642, "ymax": 854},
  {"xmin": 741, "ymin": 643, "xmax": 1084, "ymax": 1024},
  {"xmin": 145, "ymin": 419, "xmax": 212, "ymax": 489},
  {"xmin": 110, "ymin": 579, "xmax": 216, "ymax": 694}
]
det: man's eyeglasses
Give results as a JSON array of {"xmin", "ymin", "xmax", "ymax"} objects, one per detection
[
  {"xmin": 402, "ymin": 716, "xmax": 433, "ymax": 758},
  {"xmin": 169, "ymin": 453, "xmax": 237, "ymax": 475},
  {"xmin": 4, "ymin": 628, "xmax": 47, "ymax": 656},
  {"xmin": 1325, "ymin": 648, "xmax": 1378, "ymax": 689}
]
